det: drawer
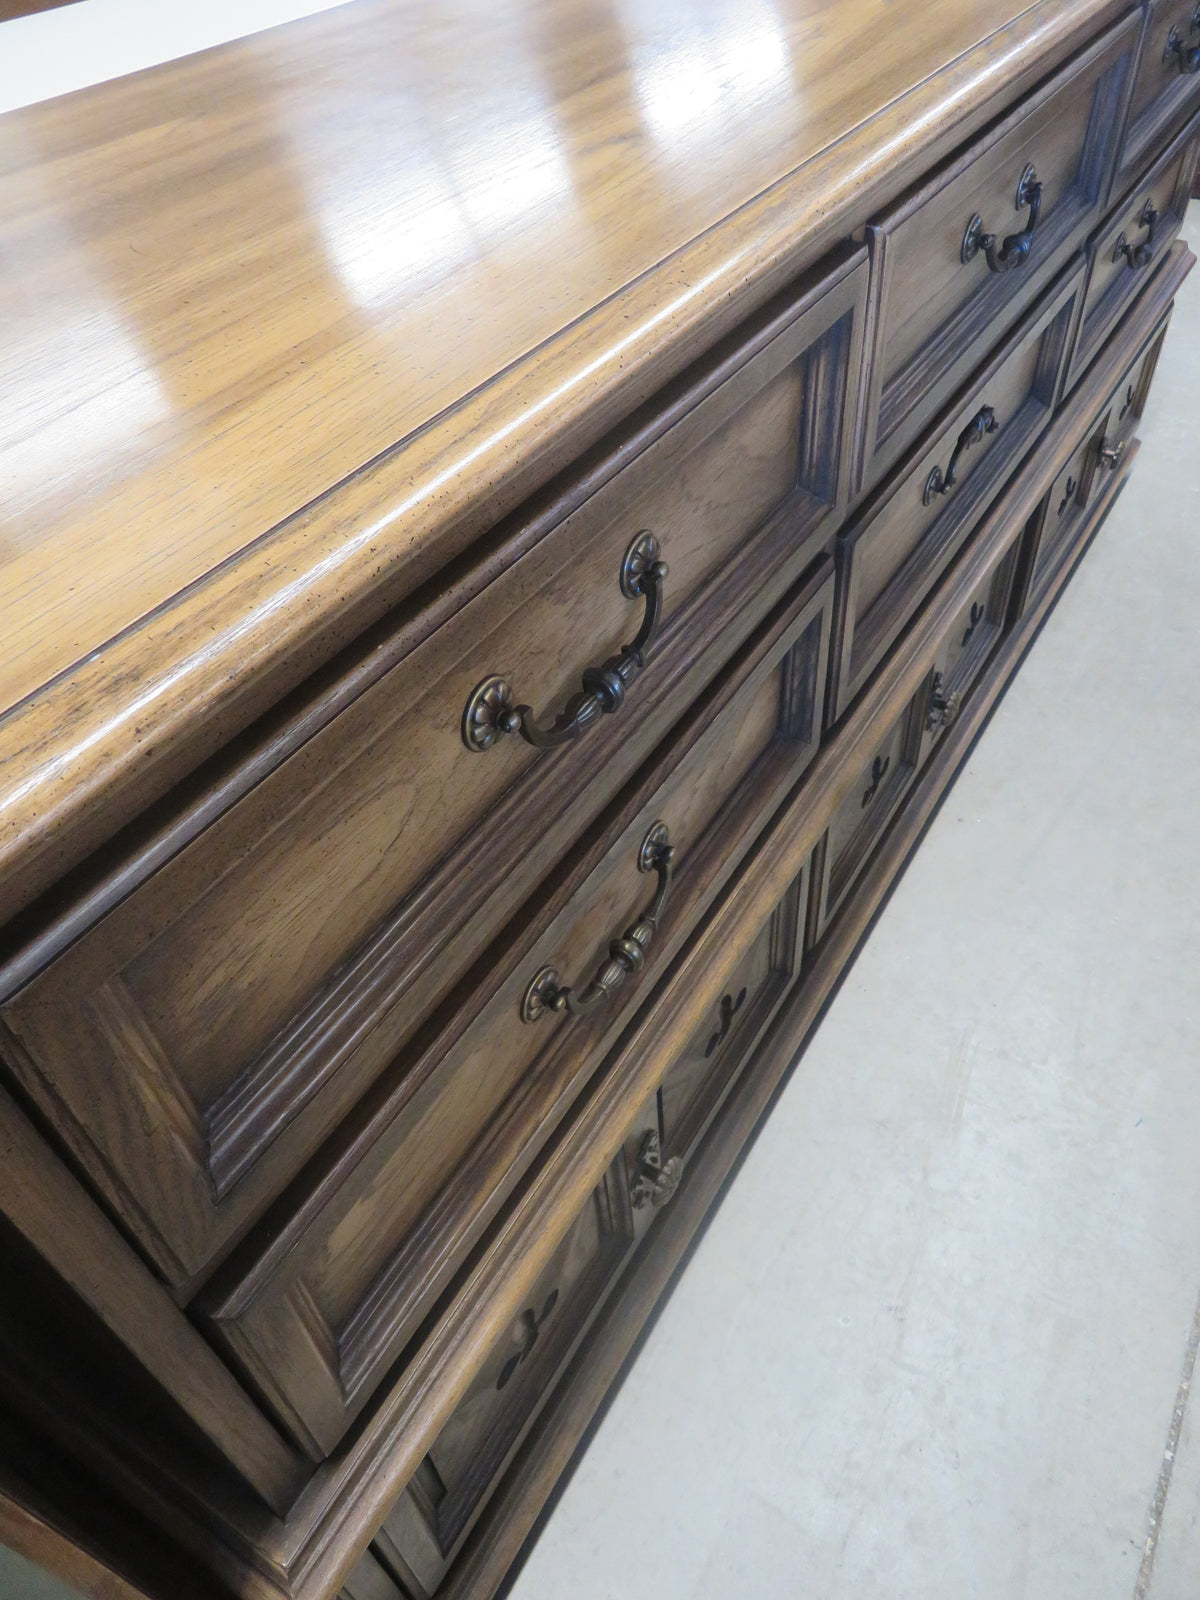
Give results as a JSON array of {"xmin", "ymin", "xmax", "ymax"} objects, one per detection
[
  {"xmin": 1066, "ymin": 111, "xmax": 1199, "ymax": 389},
  {"xmin": 0, "ymin": 250, "xmax": 866, "ymax": 1290},
  {"xmin": 854, "ymin": 15, "xmax": 1138, "ymax": 491},
  {"xmin": 813, "ymin": 524, "xmax": 1025, "ymax": 943},
  {"xmin": 658, "ymin": 869, "xmax": 806, "ymax": 1165},
  {"xmin": 372, "ymin": 1102, "xmax": 659, "ymax": 1598},
  {"xmin": 1118, "ymin": 0, "xmax": 1200, "ymax": 184},
  {"xmin": 1024, "ymin": 312, "xmax": 1172, "ymax": 606},
  {"xmin": 829, "ymin": 263, "xmax": 1083, "ymax": 722},
  {"xmin": 808, "ymin": 689, "xmax": 925, "ymax": 943},
  {"xmin": 201, "ymin": 564, "xmax": 835, "ymax": 1457},
  {"xmin": 918, "ymin": 535, "xmax": 1023, "ymax": 768}
]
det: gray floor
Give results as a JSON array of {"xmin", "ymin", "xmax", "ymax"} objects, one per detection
[
  {"xmin": 2, "ymin": 218, "xmax": 1198, "ymax": 1600},
  {"xmin": 508, "ymin": 206, "xmax": 1200, "ymax": 1600}
]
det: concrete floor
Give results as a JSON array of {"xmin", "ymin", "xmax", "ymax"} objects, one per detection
[
  {"xmin": 1, "ymin": 221, "xmax": 1197, "ymax": 1600},
  {"xmin": 507, "ymin": 205, "xmax": 1200, "ymax": 1600}
]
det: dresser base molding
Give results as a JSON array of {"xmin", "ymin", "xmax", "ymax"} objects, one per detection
[{"xmin": 431, "ymin": 443, "xmax": 1136, "ymax": 1600}]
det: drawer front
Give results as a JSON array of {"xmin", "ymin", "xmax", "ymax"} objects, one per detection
[
  {"xmin": 368, "ymin": 857, "xmax": 811, "ymax": 1595},
  {"xmin": 202, "ymin": 565, "xmax": 835, "ymax": 1457},
  {"xmin": 372, "ymin": 1104, "xmax": 658, "ymax": 1598},
  {"xmin": 0, "ymin": 252, "xmax": 866, "ymax": 1289},
  {"xmin": 809, "ymin": 695, "xmax": 924, "ymax": 943},
  {"xmin": 658, "ymin": 868, "xmax": 806, "ymax": 1164},
  {"xmin": 855, "ymin": 16, "xmax": 1137, "ymax": 490},
  {"xmin": 1068, "ymin": 111, "xmax": 1199, "ymax": 389},
  {"xmin": 919, "ymin": 536, "xmax": 1023, "ymax": 767},
  {"xmin": 1026, "ymin": 313, "xmax": 1172, "ymax": 604},
  {"xmin": 830, "ymin": 263, "xmax": 1083, "ymax": 722},
  {"xmin": 1120, "ymin": 0, "xmax": 1200, "ymax": 182}
]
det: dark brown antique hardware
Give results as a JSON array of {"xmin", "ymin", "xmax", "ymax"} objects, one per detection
[
  {"xmin": 924, "ymin": 405, "xmax": 999, "ymax": 504},
  {"xmin": 1112, "ymin": 200, "xmax": 1159, "ymax": 269},
  {"xmin": 961, "ymin": 163, "xmax": 1043, "ymax": 274},
  {"xmin": 1056, "ymin": 475, "xmax": 1078, "ymax": 518},
  {"xmin": 462, "ymin": 531, "xmax": 668, "ymax": 753},
  {"xmin": 629, "ymin": 1130, "xmax": 684, "ymax": 1211},
  {"xmin": 495, "ymin": 1290, "xmax": 559, "ymax": 1391},
  {"xmin": 521, "ymin": 821, "xmax": 675, "ymax": 1022},
  {"xmin": 705, "ymin": 987, "xmax": 747, "ymax": 1058},
  {"xmin": 1097, "ymin": 436, "xmax": 1126, "ymax": 471},
  {"xmin": 961, "ymin": 601, "xmax": 986, "ymax": 649},
  {"xmin": 926, "ymin": 672, "xmax": 963, "ymax": 732},
  {"xmin": 1163, "ymin": 6, "xmax": 1200, "ymax": 73},
  {"xmin": 861, "ymin": 754, "xmax": 890, "ymax": 808}
]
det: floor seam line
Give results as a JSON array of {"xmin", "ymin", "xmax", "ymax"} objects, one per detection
[{"xmin": 1134, "ymin": 1281, "xmax": 1200, "ymax": 1598}]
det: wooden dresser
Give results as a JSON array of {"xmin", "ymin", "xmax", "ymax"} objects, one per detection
[{"xmin": 0, "ymin": 3, "xmax": 1196, "ymax": 1596}]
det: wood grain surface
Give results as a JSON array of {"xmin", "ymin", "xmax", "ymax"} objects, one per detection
[{"xmin": 0, "ymin": 0, "xmax": 1127, "ymax": 921}]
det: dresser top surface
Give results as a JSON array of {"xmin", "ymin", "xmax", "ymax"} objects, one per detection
[{"xmin": 0, "ymin": 0, "xmax": 1122, "ymax": 911}]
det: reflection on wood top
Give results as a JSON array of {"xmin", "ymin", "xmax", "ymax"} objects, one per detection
[{"xmin": 0, "ymin": 0, "xmax": 1122, "ymax": 914}]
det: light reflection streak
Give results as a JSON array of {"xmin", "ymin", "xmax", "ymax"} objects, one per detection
[
  {"xmin": 302, "ymin": 100, "xmax": 570, "ymax": 309},
  {"xmin": 623, "ymin": 1, "xmax": 792, "ymax": 147}
]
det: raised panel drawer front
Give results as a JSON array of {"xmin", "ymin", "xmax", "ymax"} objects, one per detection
[
  {"xmin": 855, "ymin": 14, "xmax": 1137, "ymax": 492},
  {"xmin": 201, "ymin": 564, "xmax": 835, "ymax": 1458},
  {"xmin": 918, "ymin": 530, "xmax": 1023, "ymax": 770},
  {"xmin": 1119, "ymin": 0, "xmax": 1200, "ymax": 183},
  {"xmin": 1028, "ymin": 312, "xmax": 1172, "ymax": 604},
  {"xmin": 829, "ymin": 262, "xmax": 1084, "ymax": 723},
  {"xmin": 372, "ymin": 1102, "xmax": 659, "ymax": 1599},
  {"xmin": 1067, "ymin": 111, "xmax": 1200, "ymax": 389},
  {"xmin": 0, "ymin": 250, "xmax": 865, "ymax": 1290},
  {"xmin": 657, "ymin": 869, "xmax": 806, "ymax": 1167},
  {"xmin": 808, "ymin": 686, "xmax": 926, "ymax": 945}
]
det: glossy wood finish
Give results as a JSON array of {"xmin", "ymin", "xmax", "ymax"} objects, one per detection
[
  {"xmin": 0, "ymin": 251, "xmax": 862, "ymax": 1290},
  {"xmin": 0, "ymin": 0, "xmax": 1129, "ymax": 925}
]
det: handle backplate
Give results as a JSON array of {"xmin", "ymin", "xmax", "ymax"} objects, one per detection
[
  {"xmin": 924, "ymin": 405, "xmax": 999, "ymax": 504},
  {"xmin": 961, "ymin": 164, "xmax": 1043, "ymax": 275},
  {"xmin": 1112, "ymin": 199, "xmax": 1159, "ymax": 270},
  {"xmin": 629, "ymin": 1130, "xmax": 684, "ymax": 1211},
  {"xmin": 521, "ymin": 821, "xmax": 675, "ymax": 1022},
  {"xmin": 926, "ymin": 671, "xmax": 963, "ymax": 733}
]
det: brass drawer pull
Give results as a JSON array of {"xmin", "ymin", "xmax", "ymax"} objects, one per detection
[
  {"xmin": 961, "ymin": 163, "xmax": 1043, "ymax": 275},
  {"xmin": 1163, "ymin": 8, "xmax": 1200, "ymax": 73},
  {"xmin": 462, "ymin": 532, "xmax": 668, "ymax": 753},
  {"xmin": 1112, "ymin": 200, "xmax": 1159, "ymax": 270},
  {"xmin": 629, "ymin": 1130, "xmax": 683, "ymax": 1211},
  {"xmin": 923, "ymin": 405, "xmax": 999, "ymax": 504},
  {"xmin": 1097, "ymin": 436, "xmax": 1125, "ymax": 471},
  {"xmin": 521, "ymin": 821, "xmax": 674, "ymax": 1021},
  {"xmin": 926, "ymin": 672, "xmax": 963, "ymax": 732}
]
